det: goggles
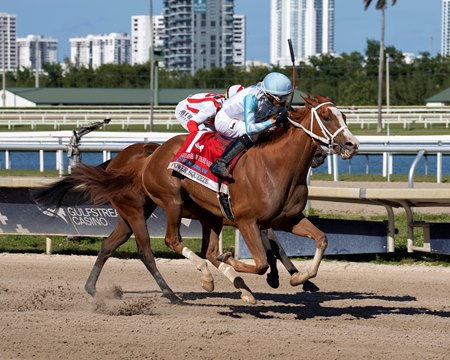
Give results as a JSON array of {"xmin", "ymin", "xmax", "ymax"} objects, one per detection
[{"xmin": 267, "ymin": 92, "xmax": 291, "ymax": 104}]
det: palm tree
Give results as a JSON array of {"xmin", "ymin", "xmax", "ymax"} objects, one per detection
[{"xmin": 364, "ymin": 0, "xmax": 397, "ymax": 133}]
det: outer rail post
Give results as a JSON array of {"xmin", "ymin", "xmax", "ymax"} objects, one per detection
[
  {"xmin": 332, "ymin": 153, "xmax": 339, "ymax": 182},
  {"xmin": 39, "ymin": 149, "xmax": 44, "ymax": 172},
  {"xmin": 399, "ymin": 201, "xmax": 415, "ymax": 253},
  {"xmin": 408, "ymin": 150, "xmax": 425, "ymax": 188}
]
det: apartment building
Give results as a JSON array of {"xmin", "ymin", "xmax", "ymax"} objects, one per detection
[
  {"xmin": 163, "ymin": 0, "xmax": 235, "ymax": 73},
  {"xmin": 0, "ymin": 12, "xmax": 17, "ymax": 71},
  {"xmin": 233, "ymin": 14, "xmax": 245, "ymax": 67},
  {"xmin": 442, "ymin": 0, "xmax": 450, "ymax": 56},
  {"xmin": 270, "ymin": 0, "xmax": 335, "ymax": 65},
  {"xmin": 17, "ymin": 35, "xmax": 58, "ymax": 71},
  {"xmin": 131, "ymin": 15, "xmax": 165, "ymax": 65},
  {"xmin": 69, "ymin": 33, "xmax": 131, "ymax": 69}
]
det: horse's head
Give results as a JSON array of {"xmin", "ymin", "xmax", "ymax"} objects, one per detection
[{"xmin": 288, "ymin": 95, "xmax": 359, "ymax": 159}]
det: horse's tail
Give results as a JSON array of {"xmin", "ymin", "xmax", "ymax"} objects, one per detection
[{"xmin": 32, "ymin": 161, "xmax": 141, "ymax": 209}]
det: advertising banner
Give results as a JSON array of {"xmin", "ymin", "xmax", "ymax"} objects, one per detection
[{"xmin": 0, "ymin": 187, "xmax": 202, "ymax": 238}]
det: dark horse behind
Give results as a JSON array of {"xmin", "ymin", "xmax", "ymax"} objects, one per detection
[{"xmin": 33, "ymin": 95, "xmax": 359, "ymax": 304}]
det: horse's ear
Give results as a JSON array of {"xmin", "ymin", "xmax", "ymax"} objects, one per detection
[
  {"xmin": 303, "ymin": 94, "xmax": 323, "ymax": 107},
  {"xmin": 301, "ymin": 95, "xmax": 314, "ymax": 106},
  {"xmin": 316, "ymin": 94, "xmax": 333, "ymax": 103}
]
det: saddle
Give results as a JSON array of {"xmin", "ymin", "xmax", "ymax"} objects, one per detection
[{"xmin": 168, "ymin": 131, "xmax": 241, "ymax": 220}]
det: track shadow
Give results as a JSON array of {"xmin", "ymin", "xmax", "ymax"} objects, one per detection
[{"xmin": 176, "ymin": 290, "xmax": 450, "ymax": 320}]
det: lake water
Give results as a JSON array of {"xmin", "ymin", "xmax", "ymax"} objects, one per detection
[{"xmin": 0, "ymin": 151, "xmax": 449, "ymax": 176}]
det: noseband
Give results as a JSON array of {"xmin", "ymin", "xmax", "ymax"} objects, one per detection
[{"xmin": 288, "ymin": 102, "xmax": 348, "ymax": 149}]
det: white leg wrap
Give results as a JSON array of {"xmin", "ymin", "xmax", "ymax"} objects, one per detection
[
  {"xmin": 182, "ymin": 246, "xmax": 193, "ymax": 259},
  {"xmin": 218, "ymin": 262, "xmax": 238, "ymax": 283},
  {"xmin": 182, "ymin": 247, "xmax": 206, "ymax": 271}
]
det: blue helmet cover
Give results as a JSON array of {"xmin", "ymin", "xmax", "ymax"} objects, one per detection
[{"xmin": 261, "ymin": 72, "xmax": 292, "ymax": 97}]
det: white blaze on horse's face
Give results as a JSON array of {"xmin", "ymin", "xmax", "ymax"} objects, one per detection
[{"xmin": 328, "ymin": 106, "xmax": 359, "ymax": 159}]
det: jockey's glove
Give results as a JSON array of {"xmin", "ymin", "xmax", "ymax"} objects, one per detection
[
  {"xmin": 187, "ymin": 120, "xmax": 199, "ymax": 133},
  {"xmin": 275, "ymin": 107, "xmax": 289, "ymax": 124}
]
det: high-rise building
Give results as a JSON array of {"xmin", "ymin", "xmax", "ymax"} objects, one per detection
[
  {"xmin": 233, "ymin": 15, "xmax": 245, "ymax": 67},
  {"xmin": 17, "ymin": 35, "xmax": 58, "ymax": 71},
  {"xmin": 131, "ymin": 15, "xmax": 165, "ymax": 65},
  {"xmin": 163, "ymin": 0, "xmax": 235, "ymax": 73},
  {"xmin": 0, "ymin": 12, "xmax": 17, "ymax": 72},
  {"xmin": 270, "ymin": 0, "xmax": 334, "ymax": 66},
  {"xmin": 442, "ymin": 0, "xmax": 450, "ymax": 56},
  {"xmin": 69, "ymin": 33, "xmax": 131, "ymax": 69}
]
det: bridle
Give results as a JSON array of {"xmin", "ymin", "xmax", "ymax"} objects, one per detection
[{"xmin": 287, "ymin": 101, "xmax": 348, "ymax": 150}]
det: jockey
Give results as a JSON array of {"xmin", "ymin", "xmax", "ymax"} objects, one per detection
[
  {"xmin": 210, "ymin": 72, "xmax": 292, "ymax": 182},
  {"xmin": 175, "ymin": 84, "xmax": 244, "ymax": 133}
]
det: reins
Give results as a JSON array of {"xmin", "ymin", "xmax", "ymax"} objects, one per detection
[{"xmin": 288, "ymin": 101, "xmax": 348, "ymax": 150}]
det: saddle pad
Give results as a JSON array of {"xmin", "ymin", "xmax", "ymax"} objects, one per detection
[{"xmin": 168, "ymin": 131, "xmax": 233, "ymax": 191}]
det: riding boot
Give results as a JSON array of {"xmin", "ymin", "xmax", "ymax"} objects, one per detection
[{"xmin": 210, "ymin": 134, "xmax": 253, "ymax": 182}]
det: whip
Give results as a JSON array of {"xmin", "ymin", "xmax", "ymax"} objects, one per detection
[{"xmin": 287, "ymin": 38, "xmax": 296, "ymax": 107}]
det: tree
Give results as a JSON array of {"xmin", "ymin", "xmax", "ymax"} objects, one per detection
[
  {"xmin": 42, "ymin": 63, "xmax": 64, "ymax": 87},
  {"xmin": 364, "ymin": 0, "xmax": 397, "ymax": 132}
]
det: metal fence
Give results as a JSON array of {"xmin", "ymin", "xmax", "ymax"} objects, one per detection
[{"xmin": 0, "ymin": 131, "xmax": 449, "ymax": 186}]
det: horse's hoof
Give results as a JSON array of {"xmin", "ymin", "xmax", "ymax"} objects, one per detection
[
  {"xmin": 216, "ymin": 252, "xmax": 232, "ymax": 262},
  {"xmin": 164, "ymin": 292, "xmax": 183, "ymax": 304},
  {"xmin": 84, "ymin": 284, "xmax": 96, "ymax": 297},
  {"xmin": 266, "ymin": 273, "xmax": 280, "ymax": 289},
  {"xmin": 289, "ymin": 272, "xmax": 309, "ymax": 286},
  {"xmin": 241, "ymin": 291, "xmax": 257, "ymax": 305},
  {"xmin": 201, "ymin": 279, "xmax": 215, "ymax": 293},
  {"xmin": 302, "ymin": 280, "xmax": 320, "ymax": 292}
]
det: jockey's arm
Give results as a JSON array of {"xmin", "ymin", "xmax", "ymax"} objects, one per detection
[
  {"xmin": 243, "ymin": 94, "xmax": 275, "ymax": 137},
  {"xmin": 186, "ymin": 106, "xmax": 216, "ymax": 133}
]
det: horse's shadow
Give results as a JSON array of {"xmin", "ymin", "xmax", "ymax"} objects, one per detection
[{"xmin": 165, "ymin": 290, "xmax": 450, "ymax": 320}]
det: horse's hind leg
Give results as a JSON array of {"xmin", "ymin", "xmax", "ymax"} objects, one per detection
[
  {"xmin": 131, "ymin": 216, "xmax": 181, "ymax": 303},
  {"xmin": 162, "ymin": 206, "xmax": 214, "ymax": 293},
  {"xmin": 85, "ymin": 216, "xmax": 133, "ymax": 296},
  {"xmin": 219, "ymin": 221, "xmax": 269, "ymax": 275}
]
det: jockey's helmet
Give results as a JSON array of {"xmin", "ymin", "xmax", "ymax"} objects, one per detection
[
  {"xmin": 226, "ymin": 84, "xmax": 244, "ymax": 98},
  {"xmin": 261, "ymin": 72, "xmax": 292, "ymax": 104}
]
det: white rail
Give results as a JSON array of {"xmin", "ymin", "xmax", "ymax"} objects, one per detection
[
  {"xmin": 0, "ymin": 107, "xmax": 449, "ymax": 130},
  {"xmin": 0, "ymin": 109, "xmax": 180, "ymax": 130}
]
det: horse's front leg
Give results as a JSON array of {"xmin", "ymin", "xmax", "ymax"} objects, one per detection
[
  {"xmin": 280, "ymin": 216, "xmax": 328, "ymax": 286},
  {"xmin": 265, "ymin": 228, "xmax": 320, "ymax": 292},
  {"xmin": 202, "ymin": 217, "xmax": 256, "ymax": 305},
  {"xmin": 261, "ymin": 229, "xmax": 280, "ymax": 288}
]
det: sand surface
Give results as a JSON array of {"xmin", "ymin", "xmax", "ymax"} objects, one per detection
[{"xmin": 1, "ymin": 253, "xmax": 449, "ymax": 360}]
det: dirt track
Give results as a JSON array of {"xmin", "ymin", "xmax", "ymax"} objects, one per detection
[{"xmin": 1, "ymin": 253, "xmax": 449, "ymax": 360}]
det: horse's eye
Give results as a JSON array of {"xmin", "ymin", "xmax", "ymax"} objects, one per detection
[{"xmin": 323, "ymin": 115, "xmax": 330, "ymax": 121}]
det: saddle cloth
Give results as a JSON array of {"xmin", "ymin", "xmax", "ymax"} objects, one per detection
[{"xmin": 168, "ymin": 131, "xmax": 238, "ymax": 192}]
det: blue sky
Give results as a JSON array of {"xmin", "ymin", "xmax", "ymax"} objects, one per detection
[{"xmin": 0, "ymin": 0, "xmax": 443, "ymax": 62}]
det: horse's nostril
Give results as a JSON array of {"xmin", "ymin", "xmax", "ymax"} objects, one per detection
[{"xmin": 345, "ymin": 141, "xmax": 357, "ymax": 149}]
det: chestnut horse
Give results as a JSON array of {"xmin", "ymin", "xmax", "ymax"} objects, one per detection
[{"xmin": 33, "ymin": 95, "xmax": 358, "ymax": 304}]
